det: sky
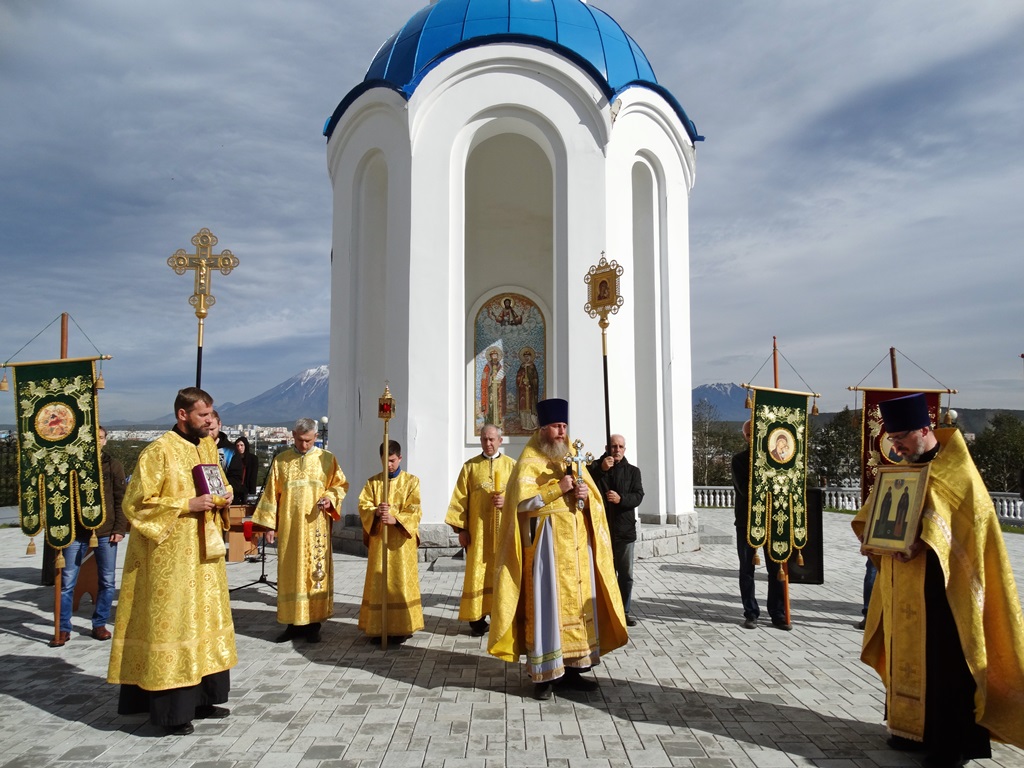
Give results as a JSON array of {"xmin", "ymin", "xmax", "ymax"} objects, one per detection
[{"xmin": 2, "ymin": 0, "xmax": 1022, "ymax": 423}]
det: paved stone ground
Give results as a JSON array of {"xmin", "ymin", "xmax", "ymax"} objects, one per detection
[{"xmin": 1, "ymin": 511, "xmax": 1022, "ymax": 768}]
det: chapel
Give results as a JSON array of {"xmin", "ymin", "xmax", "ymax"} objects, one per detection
[{"xmin": 324, "ymin": 0, "xmax": 700, "ymax": 549}]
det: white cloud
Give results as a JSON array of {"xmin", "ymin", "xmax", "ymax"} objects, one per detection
[{"xmin": 2, "ymin": 0, "xmax": 1022, "ymax": 424}]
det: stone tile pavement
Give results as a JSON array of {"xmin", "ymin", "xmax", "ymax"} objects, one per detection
[{"xmin": 1, "ymin": 511, "xmax": 1022, "ymax": 768}]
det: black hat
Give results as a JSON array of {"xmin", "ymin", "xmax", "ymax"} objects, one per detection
[
  {"xmin": 536, "ymin": 398, "xmax": 568, "ymax": 427},
  {"xmin": 879, "ymin": 393, "xmax": 931, "ymax": 433}
]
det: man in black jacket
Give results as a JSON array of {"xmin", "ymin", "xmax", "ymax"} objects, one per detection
[
  {"xmin": 732, "ymin": 420, "xmax": 788, "ymax": 631},
  {"xmin": 589, "ymin": 435, "xmax": 644, "ymax": 627}
]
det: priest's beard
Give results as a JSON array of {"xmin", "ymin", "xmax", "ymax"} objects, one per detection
[
  {"xmin": 539, "ymin": 437, "xmax": 569, "ymax": 462},
  {"xmin": 182, "ymin": 420, "xmax": 209, "ymax": 441}
]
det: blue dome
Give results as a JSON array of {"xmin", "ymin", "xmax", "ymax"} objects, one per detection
[
  {"xmin": 367, "ymin": 0, "xmax": 657, "ymax": 95},
  {"xmin": 324, "ymin": 0, "xmax": 700, "ymax": 142}
]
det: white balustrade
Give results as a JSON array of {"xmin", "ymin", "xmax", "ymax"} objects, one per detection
[{"xmin": 694, "ymin": 486, "xmax": 1023, "ymax": 528}]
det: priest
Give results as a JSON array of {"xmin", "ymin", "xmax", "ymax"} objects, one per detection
[
  {"xmin": 357, "ymin": 440, "xmax": 424, "ymax": 644},
  {"xmin": 253, "ymin": 417, "xmax": 348, "ymax": 643},
  {"xmin": 488, "ymin": 398, "xmax": 627, "ymax": 700},
  {"xmin": 853, "ymin": 393, "xmax": 1024, "ymax": 768},
  {"xmin": 445, "ymin": 424, "xmax": 516, "ymax": 636},
  {"xmin": 107, "ymin": 387, "xmax": 237, "ymax": 736}
]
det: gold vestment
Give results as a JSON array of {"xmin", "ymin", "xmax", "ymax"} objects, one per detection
[
  {"xmin": 445, "ymin": 453, "xmax": 516, "ymax": 622},
  {"xmin": 853, "ymin": 428, "xmax": 1024, "ymax": 748},
  {"xmin": 107, "ymin": 431, "xmax": 237, "ymax": 691},
  {"xmin": 488, "ymin": 433, "xmax": 627, "ymax": 681},
  {"xmin": 253, "ymin": 446, "xmax": 348, "ymax": 625},
  {"xmin": 357, "ymin": 470, "xmax": 424, "ymax": 636}
]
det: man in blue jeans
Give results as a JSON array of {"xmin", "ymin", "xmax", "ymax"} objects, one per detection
[{"xmin": 59, "ymin": 425, "xmax": 127, "ymax": 643}]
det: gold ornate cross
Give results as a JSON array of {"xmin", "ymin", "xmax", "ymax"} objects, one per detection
[{"xmin": 167, "ymin": 228, "xmax": 239, "ymax": 320}]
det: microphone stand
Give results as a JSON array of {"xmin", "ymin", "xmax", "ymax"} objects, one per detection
[
  {"xmin": 231, "ymin": 476, "xmax": 278, "ymax": 593},
  {"xmin": 230, "ymin": 530, "xmax": 277, "ymax": 593}
]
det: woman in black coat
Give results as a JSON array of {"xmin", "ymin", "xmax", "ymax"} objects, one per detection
[{"xmin": 227, "ymin": 435, "xmax": 259, "ymax": 502}]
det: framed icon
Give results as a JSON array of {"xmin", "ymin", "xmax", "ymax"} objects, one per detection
[{"xmin": 863, "ymin": 465, "xmax": 930, "ymax": 556}]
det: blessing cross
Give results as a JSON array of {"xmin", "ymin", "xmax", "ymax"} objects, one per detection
[
  {"xmin": 563, "ymin": 438, "xmax": 595, "ymax": 510},
  {"xmin": 167, "ymin": 228, "xmax": 239, "ymax": 320},
  {"xmin": 166, "ymin": 227, "xmax": 239, "ymax": 387}
]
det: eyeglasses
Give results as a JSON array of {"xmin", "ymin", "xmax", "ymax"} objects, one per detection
[{"xmin": 887, "ymin": 430, "xmax": 915, "ymax": 443}]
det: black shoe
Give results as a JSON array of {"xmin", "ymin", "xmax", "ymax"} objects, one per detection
[
  {"xmin": 742, "ymin": 617, "xmax": 758, "ymax": 630},
  {"xmin": 533, "ymin": 681, "xmax": 553, "ymax": 700},
  {"xmin": 625, "ymin": 614, "xmax": 637, "ymax": 627},
  {"xmin": 854, "ymin": 618, "xmax": 866, "ymax": 630},
  {"xmin": 273, "ymin": 625, "xmax": 298, "ymax": 643},
  {"xmin": 163, "ymin": 722, "xmax": 194, "ymax": 736},
  {"xmin": 306, "ymin": 623, "xmax": 322, "ymax": 643},
  {"xmin": 559, "ymin": 671, "xmax": 600, "ymax": 691},
  {"xmin": 194, "ymin": 705, "xmax": 229, "ymax": 720},
  {"xmin": 886, "ymin": 735, "xmax": 925, "ymax": 752},
  {"xmin": 923, "ymin": 752, "xmax": 966, "ymax": 768},
  {"xmin": 771, "ymin": 618, "xmax": 793, "ymax": 631},
  {"xmin": 369, "ymin": 635, "xmax": 408, "ymax": 645},
  {"xmin": 469, "ymin": 619, "xmax": 489, "ymax": 636}
]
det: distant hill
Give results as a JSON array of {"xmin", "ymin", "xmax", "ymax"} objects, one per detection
[
  {"xmin": 692, "ymin": 383, "xmax": 1023, "ymax": 434},
  {"xmin": 143, "ymin": 365, "xmax": 329, "ymax": 426},
  {"xmin": 692, "ymin": 383, "xmax": 748, "ymax": 421},
  {"xmin": 94, "ymin": 374, "xmax": 1019, "ymax": 432},
  {"xmin": 215, "ymin": 365, "xmax": 329, "ymax": 426}
]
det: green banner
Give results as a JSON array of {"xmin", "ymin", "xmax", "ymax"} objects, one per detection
[
  {"xmin": 13, "ymin": 360, "xmax": 103, "ymax": 549},
  {"xmin": 748, "ymin": 388, "xmax": 809, "ymax": 563}
]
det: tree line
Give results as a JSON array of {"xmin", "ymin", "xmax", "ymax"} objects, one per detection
[{"xmin": 692, "ymin": 402, "xmax": 1024, "ymax": 496}]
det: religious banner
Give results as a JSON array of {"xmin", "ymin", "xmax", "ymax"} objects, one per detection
[
  {"xmin": 12, "ymin": 359, "xmax": 103, "ymax": 550},
  {"xmin": 747, "ymin": 387, "xmax": 810, "ymax": 563},
  {"xmin": 474, "ymin": 292, "xmax": 546, "ymax": 436},
  {"xmin": 860, "ymin": 389, "xmax": 941, "ymax": 504}
]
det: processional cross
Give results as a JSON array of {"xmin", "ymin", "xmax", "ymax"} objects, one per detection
[
  {"xmin": 167, "ymin": 228, "xmax": 239, "ymax": 387},
  {"xmin": 563, "ymin": 438, "xmax": 594, "ymax": 510}
]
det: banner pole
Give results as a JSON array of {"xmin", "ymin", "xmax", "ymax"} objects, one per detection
[{"xmin": 773, "ymin": 336, "xmax": 792, "ymax": 627}]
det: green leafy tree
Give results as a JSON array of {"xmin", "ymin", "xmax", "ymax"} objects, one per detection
[
  {"xmin": 692, "ymin": 400, "xmax": 745, "ymax": 486},
  {"xmin": 970, "ymin": 412, "xmax": 1024, "ymax": 493},
  {"xmin": 810, "ymin": 406, "xmax": 861, "ymax": 487},
  {"xmin": 104, "ymin": 439, "xmax": 150, "ymax": 478}
]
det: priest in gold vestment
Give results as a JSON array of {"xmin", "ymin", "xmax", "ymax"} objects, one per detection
[
  {"xmin": 445, "ymin": 424, "xmax": 516, "ymax": 636},
  {"xmin": 488, "ymin": 398, "xmax": 627, "ymax": 700},
  {"xmin": 853, "ymin": 393, "xmax": 1024, "ymax": 768},
  {"xmin": 107, "ymin": 388, "xmax": 237, "ymax": 737},
  {"xmin": 357, "ymin": 440, "xmax": 424, "ymax": 643},
  {"xmin": 254, "ymin": 418, "xmax": 348, "ymax": 643}
]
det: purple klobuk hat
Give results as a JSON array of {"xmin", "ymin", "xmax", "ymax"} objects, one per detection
[
  {"xmin": 536, "ymin": 398, "xmax": 568, "ymax": 427},
  {"xmin": 879, "ymin": 392, "xmax": 931, "ymax": 433}
]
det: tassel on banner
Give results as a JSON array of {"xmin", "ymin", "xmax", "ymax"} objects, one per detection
[
  {"xmin": 55, "ymin": 551, "xmax": 66, "ymax": 569},
  {"xmin": 744, "ymin": 390, "xmax": 752, "ymax": 409},
  {"xmin": 777, "ymin": 568, "xmax": 787, "ymax": 581},
  {"xmin": 89, "ymin": 531, "xmax": 99, "ymax": 548},
  {"xmin": 26, "ymin": 537, "xmax": 36, "ymax": 555},
  {"xmin": 797, "ymin": 551, "xmax": 805, "ymax": 567},
  {"xmin": 752, "ymin": 549, "xmax": 761, "ymax": 566}
]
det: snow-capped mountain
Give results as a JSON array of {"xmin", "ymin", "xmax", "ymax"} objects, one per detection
[
  {"xmin": 691, "ymin": 382, "xmax": 748, "ymax": 421},
  {"xmin": 213, "ymin": 365, "xmax": 330, "ymax": 426}
]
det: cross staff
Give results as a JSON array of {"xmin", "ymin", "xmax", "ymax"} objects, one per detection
[
  {"xmin": 584, "ymin": 254, "xmax": 624, "ymax": 448},
  {"xmin": 563, "ymin": 438, "xmax": 594, "ymax": 510},
  {"xmin": 167, "ymin": 228, "xmax": 239, "ymax": 387},
  {"xmin": 377, "ymin": 383, "xmax": 395, "ymax": 650}
]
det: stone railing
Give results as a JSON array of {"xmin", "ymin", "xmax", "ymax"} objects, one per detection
[{"xmin": 694, "ymin": 486, "xmax": 1024, "ymax": 528}]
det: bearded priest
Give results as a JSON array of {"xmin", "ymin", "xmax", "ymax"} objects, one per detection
[
  {"xmin": 107, "ymin": 387, "xmax": 237, "ymax": 736},
  {"xmin": 488, "ymin": 398, "xmax": 627, "ymax": 700}
]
